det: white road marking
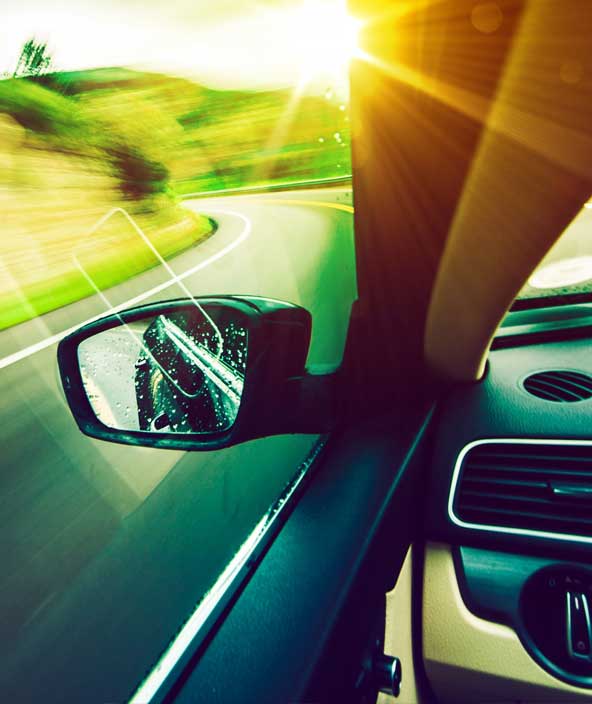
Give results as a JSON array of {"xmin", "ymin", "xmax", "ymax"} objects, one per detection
[
  {"xmin": 74, "ymin": 207, "xmax": 224, "ymax": 355},
  {"xmin": 0, "ymin": 206, "xmax": 251, "ymax": 371}
]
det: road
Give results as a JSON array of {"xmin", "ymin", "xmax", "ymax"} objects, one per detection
[{"xmin": 0, "ymin": 188, "xmax": 356, "ymax": 704}]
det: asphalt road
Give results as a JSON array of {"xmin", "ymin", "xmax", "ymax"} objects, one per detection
[{"xmin": 0, "ymin": 188, "xmax": 356, "ymax": 703}]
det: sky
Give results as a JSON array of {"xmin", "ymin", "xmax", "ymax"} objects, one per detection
[{"xmin": 0, "ymin": 0, "xmax": 357, "ymax": 93}]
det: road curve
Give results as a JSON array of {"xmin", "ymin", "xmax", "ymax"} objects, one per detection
[{"xmin": 0, "ymin": 188, "xmax": 355, "ymax": 704}]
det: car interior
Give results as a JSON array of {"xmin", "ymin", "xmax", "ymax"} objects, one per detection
[{"xmin": 3, "ymin": 0, "xmax": 592, "ymax": 703}]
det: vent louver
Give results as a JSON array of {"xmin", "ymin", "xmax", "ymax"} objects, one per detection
[
  {"xmin": 523, "ymin": 371, "xmax": 592, "ymax": 403},
  {"xmin": 453, "ymin": 441, "xmax": 592, "ymax": 540}
]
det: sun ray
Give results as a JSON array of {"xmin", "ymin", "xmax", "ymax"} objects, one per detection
[
  {"xmin": 354, "ymin": 48, "xmax": 592, "ymax": 181},
  {"xmin": 249, "ymin": 74, "xmax": 311, "ymax": 184},
  {"xmin": 249, "ymin": 1, "xmax": 361, "ymax": 183}
]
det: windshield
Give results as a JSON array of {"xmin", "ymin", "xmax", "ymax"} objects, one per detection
[
  {"xmin": 0, "ymin": 3, "xmax": 358, "ymax": 703},
  {"xmin": 515, "ymin": 198, "xmax": 592, "ymax": 307}
]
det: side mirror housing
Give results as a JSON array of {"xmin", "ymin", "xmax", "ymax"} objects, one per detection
[{"xmin": 58, "ymin": 296, "xmax": 332, "ymax": 451}]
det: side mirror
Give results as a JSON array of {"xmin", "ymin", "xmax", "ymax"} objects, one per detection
[{"xmin": 58, "ymin": 296, "xmax": 331, "ymax": 450}]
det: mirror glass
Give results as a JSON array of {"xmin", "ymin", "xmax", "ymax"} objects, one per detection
[{"xmin": 77, "ymin": 306, "xmax": 248, "ymax": 434}]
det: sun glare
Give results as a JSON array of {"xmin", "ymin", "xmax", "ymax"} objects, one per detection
[{"xmin": 290, "ymin": 1, "xmax": 362, "ymax": 84}]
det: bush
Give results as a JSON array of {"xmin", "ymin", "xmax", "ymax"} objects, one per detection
[
  {"xmin": 0, "ymin": 77, "xmax": 170, "ymax": 200},
  {"xmin": 107, "ymin": 143, "xmax": 170, "ymax": 199}
]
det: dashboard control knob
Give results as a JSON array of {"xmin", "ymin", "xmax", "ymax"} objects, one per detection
[{"xmin": 372, "ymin": 654, "xmax": 402, "ymax": 697}]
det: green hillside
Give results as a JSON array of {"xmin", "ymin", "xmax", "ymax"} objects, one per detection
[
  {"xmin": 40, "ymin": 66, "xmax": 352, "ymax": 193},
  {"xmin": 0, "ymin": 67, "xmax": 350, "ymax": 329}
]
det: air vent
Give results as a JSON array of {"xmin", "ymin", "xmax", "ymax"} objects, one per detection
[
  {"xmin": 523, "ymin": 371, "xmax": 592, "ymax": 403},
  {"xmin": 452, "ymin": 441, "xmax": 592, "ymax": 540}
]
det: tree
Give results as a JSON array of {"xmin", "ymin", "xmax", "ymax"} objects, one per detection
[{"xmin": 13, "ymin": 39, "xmax": 52, "ymax": 78}]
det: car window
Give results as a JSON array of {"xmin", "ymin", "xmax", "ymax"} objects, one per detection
[
  {"xmin": 516, "ymin": 197, "xmax": 592, "ymax": 304},
  {"xmin": 0, "ymin": 2, "xmax": 358, "ymax": 702}
]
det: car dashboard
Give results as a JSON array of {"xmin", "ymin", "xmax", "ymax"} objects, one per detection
[{"xmin": 423, "ymin": 333, "xmax": 592, "ymax": 703}]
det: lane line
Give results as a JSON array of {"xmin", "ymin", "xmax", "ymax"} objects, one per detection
[
  {"xmin": 0, "ymin": 207, "xmax": 251, "ymax": 370},
  {"xmin": 260, "ymin": 198, "xmax": 354, "ymax": 214}
]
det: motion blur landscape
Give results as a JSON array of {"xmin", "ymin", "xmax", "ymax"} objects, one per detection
[{"xmin": 0, "ymin": 38, "xmax": 351, "ymax": 329}]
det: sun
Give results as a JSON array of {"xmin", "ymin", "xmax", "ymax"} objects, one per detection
[{"xmin": 288, "ymin": 1, "xmax": 362, "ymax": 84}]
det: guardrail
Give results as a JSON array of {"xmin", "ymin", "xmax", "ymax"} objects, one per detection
[{"xmin": 180, "ymin": 174, "xmax": 353, "ymax": 200}]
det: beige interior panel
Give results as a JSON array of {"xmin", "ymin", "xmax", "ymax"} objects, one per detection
[
  {"xmin": 423, "ymin": 542, "xmax": 592, "ymax": 703},
  {"xmin": 378, "ymin": 546, "xmax": 424, "ymax": 704}
]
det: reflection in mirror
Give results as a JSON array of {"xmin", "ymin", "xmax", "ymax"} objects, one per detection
[{"xmin": 77, "ymin": 307, "xmax": 248, "ymax": 435}]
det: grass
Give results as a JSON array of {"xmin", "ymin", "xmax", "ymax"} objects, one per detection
[{"xmin": 0, "ymin": 206, "xmax": 214, "ymax": 330}]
